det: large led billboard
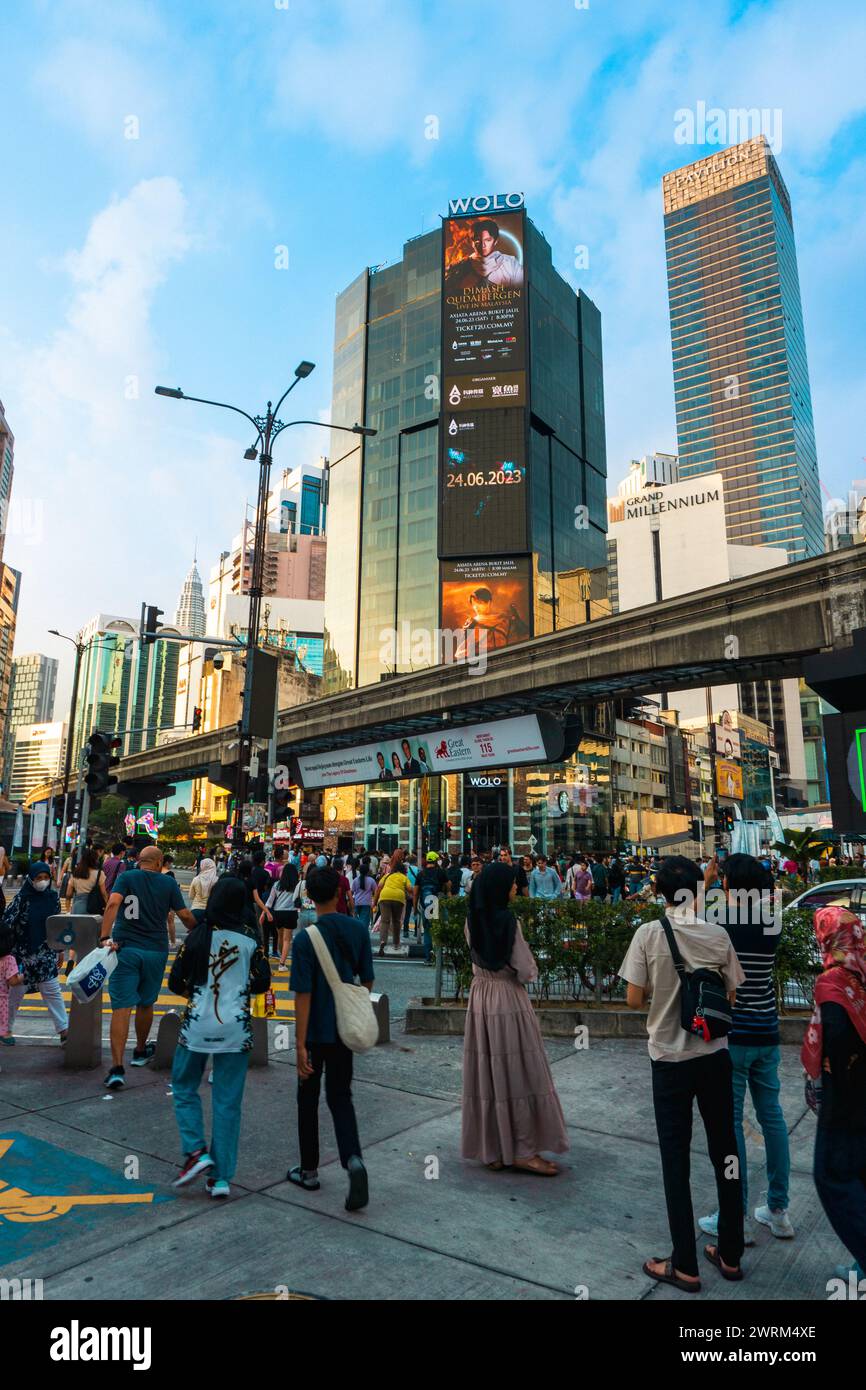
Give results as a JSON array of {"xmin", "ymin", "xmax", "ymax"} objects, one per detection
[
  {"xmin": 440, "ymin": 556, "xmax": 531, "ymax": 661},
  {"xmin": 442, "ymin": 209, "xmax": 527, "ymax": 410},
  {"xmin": 440, "ymin": 407, "xmax": 528, "ymax": 556}
]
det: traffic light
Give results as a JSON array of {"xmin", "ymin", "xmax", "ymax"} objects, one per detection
[
  {"xmin": 691, "ymin": 818, "xmax": 703, "ymax": 844},
  {"xmin": 723, "ymin": 807, "xmax": 735, "ymax": 834},
  {"xmin": 191, "ymin": 706, "xmax": 203, "ymax": 733},
  {"xmin": 85, "ymin": 730, "xmax": 121, "ymax": 800},
  {"xmin": 142, "ymin": 605, "xmax": 163, "ymax": 646}
]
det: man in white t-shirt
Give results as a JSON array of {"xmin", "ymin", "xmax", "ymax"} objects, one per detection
[{"xmin": 618, "ymin": 855, "xmax": 745, "ymax": 1294}]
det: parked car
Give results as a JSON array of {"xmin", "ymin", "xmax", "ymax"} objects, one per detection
[{"xmin": 786, "ymin": 879, "xmax": 866, "ymax": 922}]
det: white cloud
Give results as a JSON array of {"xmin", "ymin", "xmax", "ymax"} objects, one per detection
[{"xmin": 3, "ymin": 178, "xmax": 245, "ymax": 705}]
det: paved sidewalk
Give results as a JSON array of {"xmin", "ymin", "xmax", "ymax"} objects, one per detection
[{"xmin": 0, "ymin": 1006, "xmax": 849, "ymax": 1302}]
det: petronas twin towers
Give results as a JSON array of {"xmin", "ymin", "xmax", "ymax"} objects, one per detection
[{"xmin": 174, "ymin": 557, "xmax": 206, "ymax": 637}]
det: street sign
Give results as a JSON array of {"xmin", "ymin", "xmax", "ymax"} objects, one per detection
[{"xmin": 529, "ymin": 834, "xmax": 538, "ymax": 848}]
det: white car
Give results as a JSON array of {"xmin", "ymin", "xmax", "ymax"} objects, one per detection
[{"xmin": 786, "ymin": 879, "xmax": 866, "ymax": 922}]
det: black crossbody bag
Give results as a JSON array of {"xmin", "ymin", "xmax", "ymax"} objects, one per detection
[{"xmin": 659, "ymin": 915, "xmax": 732, "ymax": 1042}]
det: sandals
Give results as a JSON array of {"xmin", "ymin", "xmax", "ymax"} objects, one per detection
[
  {"xmin": 286, "ymin": 1165, "xmax": 320, "ymax": 1191},
  {"xmin": 642, "ymin": 1257, "xmax": 701, "ymax": 1294},
  {"xmin": 512, "ymin": 1156, "xmax": 560, "ymax": 1177},
  {"xmin": 703, "ymin": 1245, "xmax": 743, "ymax": 1281}
]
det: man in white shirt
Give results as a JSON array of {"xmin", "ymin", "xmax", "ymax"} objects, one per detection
[{"xmin": 619, "ymin": 856, "xmax": 745, "ymax": 1293}]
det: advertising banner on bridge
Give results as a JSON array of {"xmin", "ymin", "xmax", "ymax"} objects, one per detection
[{"xmin": 292, "ymin": 711, "xmax": 565, "ymax": 790}]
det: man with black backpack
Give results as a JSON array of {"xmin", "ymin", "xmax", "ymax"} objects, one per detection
[{"xmin": 618, "ymin": 855, "xmax": 746, "ymax": 1293}]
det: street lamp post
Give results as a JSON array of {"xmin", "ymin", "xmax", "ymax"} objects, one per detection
[
  {"xmin": 48, "ymin": 628, "xmax": 88, "ymax": 861},
  {"xmin": 155, "ymin": 370, "xmax": 375, "ymax": 846}
]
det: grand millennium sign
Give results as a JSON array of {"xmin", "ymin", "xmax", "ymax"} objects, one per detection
[{"xmin": 614, "ymin": 486, "xmax": 721, "ymax": 522}]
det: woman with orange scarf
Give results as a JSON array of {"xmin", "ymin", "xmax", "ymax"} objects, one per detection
[{"xmin": 802, "ymin": 906, "xmax": 866, "ymax": 1277}]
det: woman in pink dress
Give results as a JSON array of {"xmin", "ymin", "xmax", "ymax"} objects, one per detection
[{"xmin": 461, "ymin": 862, "xmax": 569, "ymax": 1175}]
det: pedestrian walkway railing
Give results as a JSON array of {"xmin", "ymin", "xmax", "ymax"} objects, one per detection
[{"xmin": 431, "ymin": 899, "xmax": 819, "ymax": 1014}]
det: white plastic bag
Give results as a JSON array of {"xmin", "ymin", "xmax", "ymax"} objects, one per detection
[{"xmin": 67, "ymin": 946, "xmax": 117, "ymax": 1004}]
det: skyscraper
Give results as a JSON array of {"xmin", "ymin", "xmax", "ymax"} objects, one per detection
[
  {"xmin": 321, "ymin": 203, "xmax": 612, "ymax": 855},
  {"xmin": 663, "ymin": 136, "xmax": 822, "ymax": 560},
  {"xmin": 2, "ymin": 652, "xmax": 58, "ymax": 791},
  {"xmin": 174, "ymin": 556, "xmax": 206, "ymax": 637},
  {"xmin": 0, "ymin": 399, "xmax": 15, "ymax": 569}
]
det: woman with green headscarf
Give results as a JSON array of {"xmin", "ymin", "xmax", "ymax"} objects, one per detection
[{"xmin": 2, "ymin": 862, "xmax": 67, "ymax": 1042}]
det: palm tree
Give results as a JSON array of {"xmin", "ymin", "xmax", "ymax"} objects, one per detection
[{"xmin": 771, "ymin": 827, "xmax": 827, "ymax": 878}]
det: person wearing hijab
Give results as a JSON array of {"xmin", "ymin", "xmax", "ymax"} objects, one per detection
[
  {"xmin": 802, "ymin": 906, "xmax": 866, "ymax": 1280},
  {"xmin": 188, "ymin": 856, "xmax": 218, "ymax": 913},
  {"xmin": 2, "ymin": 862, "xmax": 67, "ymax": 1042},
  {"xmin": 461, "ymin": 862, "xmax": 568, "ymax": 1175},
  {"xmin": 168, "ymin": 876, "xmax": 270, "ymax": 1197}
]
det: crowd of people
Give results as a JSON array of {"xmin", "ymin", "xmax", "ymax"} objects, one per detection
[{"xmin": 0, "ymin": 831, "xmax": 863, "ymax": 1293}]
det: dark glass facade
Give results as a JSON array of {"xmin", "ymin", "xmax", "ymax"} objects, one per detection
[
  {"xmin": 324, "ymin": 217, "xmax": 609, "ymax": 691},
  {"xmin": 663, "ymin": 136, "xmax": 822, "ymax": 560}
]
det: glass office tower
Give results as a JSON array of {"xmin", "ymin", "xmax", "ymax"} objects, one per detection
[
  {"xmin": 663, "ymin": 136, "xmax": 822, "ymax": 560},
  {"xmin": 322, "ymin": 211, "xmax": 612, "ymax": 854}
]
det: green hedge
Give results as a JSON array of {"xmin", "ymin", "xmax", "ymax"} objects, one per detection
[{"xmin": 432, "ymin": 896, "xmax": 819, "ymax": 1012}]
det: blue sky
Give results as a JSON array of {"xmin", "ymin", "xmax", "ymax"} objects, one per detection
[{"xmin": 2, "ymin": 0, "xmax": 865, "ymax": 710}]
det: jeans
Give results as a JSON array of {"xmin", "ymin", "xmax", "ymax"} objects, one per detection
[
  {"xmin": 729, "ymin": 1042, "xmax": 790, "ymax": 1212},
  {"xmin": 651, "ymin": 1049, "xmax": 744, "ymax": 1277},
  {"xmin": 172, "ymin": 1045, "xmax": 250, "ymax": 1182},
  {"xmin": 419, "ymin": 891, "xmax": 437, "ymax": 962},
  {"xmin": 355, "ymin": 904, "xmax": 372, "ymax": 931},
  {"xmin": 611, "ymin": 886, "xmax": 622, "ymax": 903},
  {"xmin": 297, "ymin": 1040, "xmax": 361, "ymax": 1171},
  {"xmin": 814, "ymin": 1121, "xmax": 866, "ymax": 1272}
]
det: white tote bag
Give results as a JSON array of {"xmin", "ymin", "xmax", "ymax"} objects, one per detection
[
  {"xmin": 67, "ymin": 946, "xmax": 117, "ymax": 1004},
  {"xmin": 306, "ymin": 924, "xmax": 378, "ymax": 1054}
]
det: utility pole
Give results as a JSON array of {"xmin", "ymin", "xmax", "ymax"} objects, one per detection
[{"xmin": 155, "ymin": 369, "xmax": 375, "ymax": 848}]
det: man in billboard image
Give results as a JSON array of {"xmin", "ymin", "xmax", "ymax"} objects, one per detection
[
  {"xmin": 455, "ymin": 586, "xmax": 529, "ymax": 661},
  {"xmin": 445, "ymin": 218, "xmax": 524, "ymax": 290},
  {"xmin": 401, "ymin": 739, "xmax": 422, "ymax": 777}
]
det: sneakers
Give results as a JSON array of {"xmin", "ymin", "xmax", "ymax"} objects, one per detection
[
  {"xmin": 345, "ymin": 1155, "xmax": 369, "ymax": 1212},
  {"xmin": 698, "ymin": 1210, "xmax": 755, "ymax": 1246},
  {"xmin": 754, "ymin": 1205, "xmax": 795, "ymax": 1239},
  {"xmin": 104, "ymin": 1065, "xmax": 126, "ymax": 1089},
  {"xmin": 130, "ymin": 1042, "xmax": 156, "ymax": 1067},
  {"xmin": 173, "ymin": 1148, "xmax": 214, "ymax": 1188},
  {"xmin": 206, "ymin": 1178, "xmax": 230, "ymax": 1199}
]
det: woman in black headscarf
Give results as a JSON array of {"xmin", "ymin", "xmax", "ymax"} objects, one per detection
[
  {"xmin": 168, "ymin": 874, "xmax": 270, "ymax": 1196},
  {"xmin": 461, "ymin": 862, "xmax": 568, "ymax": 1175},
  {"xmin": 2, "ymin": 862, "xmax": 68, "ymax": 1042}
]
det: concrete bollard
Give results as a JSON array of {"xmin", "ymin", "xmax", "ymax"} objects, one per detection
[
  {"xmin": 154, "ymin": 1010, "xmax": 183, "ymax": 1069},
  {"xmin": 250, "ymin": 1015, "xmax": 269, "ymax": 1066},
  {"xmin": 370, "ymin": 992, "xmax": 390, "ymax": 1045},
  {"xmin": 46, "ymin": 914, "xmax": 103, "ymax": 1070}
]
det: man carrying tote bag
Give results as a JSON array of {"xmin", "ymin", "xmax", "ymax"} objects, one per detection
[{"xmin": 288, "ymin": 864, "xmax": 375, "ymax": 1212}]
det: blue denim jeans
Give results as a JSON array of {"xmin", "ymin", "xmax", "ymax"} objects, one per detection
[
  {"xmin": 172, "ymin": 1045, "xmax": 249, "ymax": 1182},
  {"xmin": 355, "ymin": 904, "xmax": 372, "ymax": 931},
  {"xmin": 729, "ymin": 1042, "xmax": 790, "ymax": 1212}
]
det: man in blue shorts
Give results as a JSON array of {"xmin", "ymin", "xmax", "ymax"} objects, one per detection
[{"xmin": 100, "ymin": 844, "xmax": 196, "ymax": 1089}]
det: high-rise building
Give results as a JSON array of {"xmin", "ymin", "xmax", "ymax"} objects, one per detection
[
  {"xmin": 174, "ymin": 556, "xmax": 206, "ymax": 637},
  {"xmin": 0, "ymin": 565, "xmax": 21, "ymax": 777},
  {"xmin": 321, "ymin": 203, "xmax": 612, "ymax": 855},
  {"xmin": 607, "ymin": 465, "xmax": 808, "ymax": 806},
  {"xmin": 0, "ymin": 400, "xmax": 14, "ymax": 570},
  {"xmin": 71, "ymin": 615, "xmax": 179, "ymax": 766},
  {"xmin": 2, "ymin": 652, "xmax": 58, "ymax": 791},
  {"xmin": 8, "ymin": 721, "xmax": 66, "ymax": 804},
  {"xmin": 663, "ymin": 136, "xmax": 822, "ymax": 561}
]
